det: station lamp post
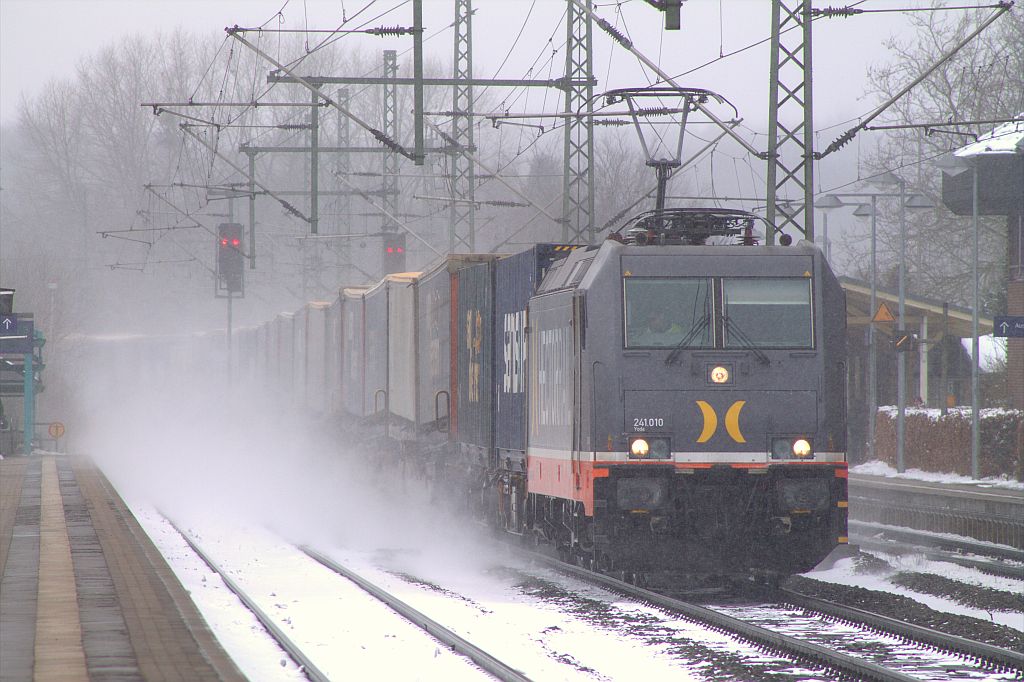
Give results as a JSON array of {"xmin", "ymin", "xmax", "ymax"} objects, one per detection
[{"xmin": 818, "ymin": 181, "xmax": 933, "ymax": 469}]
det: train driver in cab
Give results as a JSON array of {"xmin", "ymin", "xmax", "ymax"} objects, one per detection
[{"xmin": 635, "ymin": 310, "xmax": 684, "ymax": 347}]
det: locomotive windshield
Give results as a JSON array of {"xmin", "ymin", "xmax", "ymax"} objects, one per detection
[
  {"xmin": 622, "ymin": 276, "xmax": 814, "ymax": 349},
  {"xmin": 723, "ymin": 278, "xmax": 813, "ymax": 348},
  {"xmin": 624, "ymin": 278, "xmax": 713, "ymax": 348}
]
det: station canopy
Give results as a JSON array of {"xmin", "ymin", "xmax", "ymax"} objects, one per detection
[{"xmin": 840, "ymin": 276, "xmax": 992, "ymax": 339}]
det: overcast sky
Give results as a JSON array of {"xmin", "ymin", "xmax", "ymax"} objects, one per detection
[{"xmin": 0, "ymin": 0, "xmax": 935, "ymax": 130}]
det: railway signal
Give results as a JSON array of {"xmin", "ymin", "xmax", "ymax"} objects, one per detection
[
  {"xmin": 382, "ymin": 232, "xmax": 406, "ymax": 274},
  {"xmin": 217, "ymin": 223, "xmax": 245, "ymax": 294}
]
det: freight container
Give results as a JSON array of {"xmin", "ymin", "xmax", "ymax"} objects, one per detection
[
  {"xmin": 454, "ymin": 260, "xmax": 494, "ymax": 452},
  {"xmin": 257, "ymin": 321, "xmax": 272, "ymax": 391},
  {"xmin": 303, "ymin": 302, "xmax": 330, "ymax": 414},
  {"xmin": 387, "ymin": 273, "xmax": 422, "ymax": 437},
  {"xmin": 416, "ymin": 262, "xmax": 451, "ymax": 437},
  {"xmin": 341, "ymin": 288, "xmax": 367, "ymax": 417},
  {"xmin": 411, "ymin": 255, "xmax": 499, "ymax": 443},
  {"xmin": 326, "ymin": 295, "xmax": 343, "ymax": 416},
  {"xmin": 363, "ymin": 281, "xmax": 389, "ymax": 416},
  {"xmin": 275, "ymin": 312, "xmax": 295, "ymax": 402},
  {"xmin": 493, "ymin": 245, "xmax": 578, "ymax": 464},
  {"xmin": 234, "ymin": 325, "xmax": 258, "ymax": 388},
  {"xmin": 293, "ymin": 305, "xmax": 308, "ymax": 408}
]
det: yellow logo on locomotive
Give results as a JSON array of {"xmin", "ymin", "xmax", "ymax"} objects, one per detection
[{"xmin": 695, "ymin": 400, "xmax": 746, "ymax": 443}]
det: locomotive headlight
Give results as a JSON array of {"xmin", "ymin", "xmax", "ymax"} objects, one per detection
[
  {"xmin": 792, "ymin": 439, "xmax": 813, "ymax": 458},
  {"xmin": 630, "ymin": 438, "xmax": 650, "ymax": 457},
  {"xmin": 710, "ymin": 365, "xmax": 730, "ymax": 384}
]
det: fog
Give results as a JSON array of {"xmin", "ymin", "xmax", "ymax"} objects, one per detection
[{"xmin": 0, "ymin": 3, "xmax": 1018, "ymax": 475}]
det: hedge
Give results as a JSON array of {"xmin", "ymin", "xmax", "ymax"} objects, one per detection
[{"xmin": 873, "ymin": 407, "xmax": 1023, "ymax": 481}]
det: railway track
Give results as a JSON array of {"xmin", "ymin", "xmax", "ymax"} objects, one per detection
[
  {"xmin": 164, "ymin": 517, "xmax": 330, "ymax": 682},
  {"xmin": 533, "ymin": 553, "xmax": 1024, "ymax": 681},
  {"xmin": 851, "ymin": 523, "xmax": 1024, "ymax": 580},
  {"xmin": 300, "ymin": 546, "xmax": 529, "ymax": 682},
  {"xmin": 777, "ymin": 586, "xmax": 1024, "ymax": 673},
  {"xmin": 164, "ymin": 518, "xmax": 528, "ymax": 681}
]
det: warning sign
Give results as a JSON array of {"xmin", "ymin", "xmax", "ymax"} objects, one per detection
[{"xmin": 873, "ymin": 302, "xmax": 896, "ymax": 323}]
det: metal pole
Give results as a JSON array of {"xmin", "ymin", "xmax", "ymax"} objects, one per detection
[
  {"xmin": 227, "ymin": 292, "xmax": 233, "ymax": 387},
  {"xmin": 311, "ymin": 87, "xmax": 320, "ymax": 235},
  {"xmin": 971, "ymin": 165, "xmax": 980, "ymax": 478},
  {"xmin": 228, "ymin": 196, "xmax": 235, "ymax": 387},
  {"xmin": 897, "ymin": 179, "xmax": 907, "ymax": 472},
  {"xmin": 247, "ymin": 150, "xmax": 257, "ymax": 268},
  {"xmin": 23, "ymin": 345, "xmax": 33, "ymax": 456},
  {"xmin": 941, "ymin": 302, "xmax": 949, "ymax": 416},
  {"xmin": 868, "ymin": 194, "xmax": 877, "ymax": 462},
  {"xmin": 413, "ymin": 0, "xmax": 425, "ymax": 165}
]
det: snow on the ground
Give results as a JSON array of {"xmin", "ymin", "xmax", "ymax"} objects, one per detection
[
  {"xmin": 320, "ymin": 543, "xmax": 790, "ymax": 680},
  {"xmin": 132, "ymin": 504, "xmax": 494, "ymax": 681},
  {"xmin": 133, "ymin": 507, "xmax": 308, "ymax": 680},
  {"xmin": 851, "ymin": 460, "xmax": 1024, "ymax": 491},
  {"xmin": 130, "ymin": 494, "xmax": 1024, "ymax": 680},
  {"xmin": 808, "ymin": 557, "xmax": 1024, "ymax": 632}
]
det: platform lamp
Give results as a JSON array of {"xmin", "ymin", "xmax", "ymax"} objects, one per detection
[
  {"xmin": 868, "ymin": 171, "xmax": 934, "ymax": 473},
  {"xmin": 816, "ymin": 194, "xmax": 844, "ymax": 262},
  {"xmin": 936, "ymin": 152, "xmax": 980, "ymax": 478}
]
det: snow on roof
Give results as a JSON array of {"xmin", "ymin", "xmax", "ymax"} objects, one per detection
[{"xmin": 954, "ymin": 114, "xmax": 1024, "ymax": 157}]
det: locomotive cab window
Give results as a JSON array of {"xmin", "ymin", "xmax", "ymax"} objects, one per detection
[
  {"xmin": 624, "ymin": 278, "xmax": 713, "ymax": 348},
  {"xmin": 722, "ymin": 278, "xmax": 813, "ymax": 349}
]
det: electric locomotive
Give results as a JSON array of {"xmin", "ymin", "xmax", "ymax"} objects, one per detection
[{"xmin": 500, "ymin": 208, "xmax": 848, "ymax": 581}]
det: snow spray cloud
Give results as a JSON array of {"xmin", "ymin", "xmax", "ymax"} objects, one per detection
[{"xmin": 69, "ymin": 330, "xmax": 496, "ymax": 572}]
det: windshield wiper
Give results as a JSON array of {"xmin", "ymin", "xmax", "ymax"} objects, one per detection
[
  {"xmin": 723, "ymin": 315, "xmax": 771, "ymax": 366},
  {"xmin": 665, "ymin": 313, "xmax": 711, "ymax": 365}
]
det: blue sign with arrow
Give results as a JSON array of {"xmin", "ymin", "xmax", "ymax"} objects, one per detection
[
  {"xmin": 0, "ymin": 315, "xmax": 34, "ymax": 354},
  {"xmin": 994, "ymin": 316, "xmax": 1024, "ymax": 338}
]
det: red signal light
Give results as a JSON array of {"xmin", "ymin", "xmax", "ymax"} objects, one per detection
[
  {"xmin": 220, "ymin": 238, "xmax": 229, "ymax": 246},
  {"xmin": 386, "ymin": 246, "xmax": 394, "ymax": 253},
  {"xmin": 231, "ymin": 238, "xmax": 240, "ymax": 247}
]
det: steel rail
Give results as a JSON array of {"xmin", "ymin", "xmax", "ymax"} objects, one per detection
[
  {"xmin": 301, "ymin": 546, "xmax": 530, "ymax": 682},
  {"xmin": 533, "ymin": 555, "xmax": 918, "ymax": 682},
  {"xmin": 850, "ymin": 520, "xmax": 1024, "ymax": 562},
  {"xmin": 779, "ymin": 588, "xmax": 1024, "ymax": 674},
  {"xmin": 852, "ymin": 533, "xmax": 1024, "ymax": 580},
  {"xmin": 163, "ymin": 518, "xmax": 330, "ymax": 682}
]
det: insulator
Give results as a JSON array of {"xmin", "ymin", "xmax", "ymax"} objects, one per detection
[
  {"xmin": 637, "ymin": 107, "xmax": 675, "ymax": 117},
  {"xmin": 810, "ymin": 6, "xmax": 863, "ymax": 18},
  {"xmin": 596, "ymin": 18, "xmax": 632, "ymax": 49},
  {"xmin": 366, "ymin": 25, "xmax": 414, "ymax": 37}
]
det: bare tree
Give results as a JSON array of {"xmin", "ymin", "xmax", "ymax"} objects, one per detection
[{"xmin": 839, "ymin": 6, "xmax": 1023, "ymax": 312}]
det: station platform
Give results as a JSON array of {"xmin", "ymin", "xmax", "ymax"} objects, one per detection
[
  {"xmin": 848, "ymin": 472, "xmax": 1023, "ymax": 549},
  {"xmin": 0, "ymin": 454, "xmax": 244, "ymax": 682}
]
